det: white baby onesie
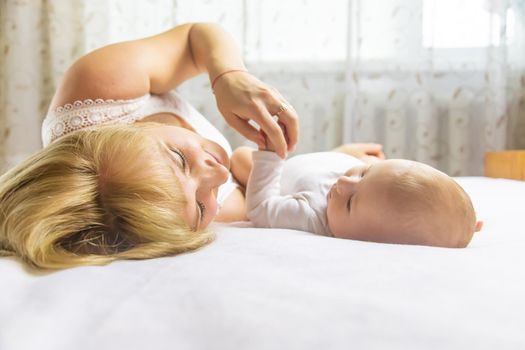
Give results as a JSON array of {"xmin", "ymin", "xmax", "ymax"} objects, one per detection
[{"xmin": 246, "ymin": 151, "xmax": 364, "ymax": 235}]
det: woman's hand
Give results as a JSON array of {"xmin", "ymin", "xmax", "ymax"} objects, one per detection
[
  {"xmin": 212, "ymin": 71, "xmax": 299, "ymax": 158},
  {"xmin": 333, "ymin": 143, "xmax": 386, "ymax": 162}
]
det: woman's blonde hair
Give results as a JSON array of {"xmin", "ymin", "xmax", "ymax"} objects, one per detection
[{"xmin": 0, "ymin": 123, "xmax": 213, "ymax": 269}]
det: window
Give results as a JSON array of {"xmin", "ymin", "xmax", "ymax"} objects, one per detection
[
  {"xmin": 244, "ymin": 0, "xmax": 348, "ymax": 62},
  {"xmin": 422, "ymin": 0, "xmax": 511, "ymax": 48},
  {"xmin": 174, "ymin": 0, "xmax": 517, "ymax": 66}
]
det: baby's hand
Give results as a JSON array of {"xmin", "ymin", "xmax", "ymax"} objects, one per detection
[
  {"xmin": 333, "ymin": 143, "xmax": 386, "ymax": 160},
  {"xmin": 359, "ymin": 155, "xmax": 383, "ymax": 164}
]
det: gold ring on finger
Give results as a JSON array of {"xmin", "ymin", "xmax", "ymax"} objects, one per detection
[{"xmin": 276, "ymin": 103, "xmax": 289, "ymax": 116}]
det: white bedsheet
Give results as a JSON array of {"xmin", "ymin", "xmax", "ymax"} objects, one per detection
[{"xmin": 0, "ymin": 177, "xmax": 524, "ymax": 350}]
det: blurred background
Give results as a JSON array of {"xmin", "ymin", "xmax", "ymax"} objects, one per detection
[{"xmin": 1, "ymin": 0, "xmax": 525, "ymax": 175}]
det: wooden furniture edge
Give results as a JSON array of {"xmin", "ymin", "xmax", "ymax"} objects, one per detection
[{"xmin": 484, "ymin": 150, "xmax": 525, "ymax": 181}]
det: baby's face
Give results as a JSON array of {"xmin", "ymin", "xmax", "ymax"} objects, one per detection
[{"xmin": 326, "ymin": 159, "xmax": 462, "ymax": 246}]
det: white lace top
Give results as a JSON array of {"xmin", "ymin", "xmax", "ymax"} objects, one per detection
[{"xmin": 42, "ymin": 91, "xmax": 237, "ymax": 206}]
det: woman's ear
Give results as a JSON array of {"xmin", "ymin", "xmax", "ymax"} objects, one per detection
[{"xmin": 474, "ymin": 220, "xmax": 483, "ymax": 232}]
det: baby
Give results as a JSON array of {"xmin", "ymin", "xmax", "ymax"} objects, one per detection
[{"xmin": 233, "ymin": 144, "xmax": 482, "ymax": 248}]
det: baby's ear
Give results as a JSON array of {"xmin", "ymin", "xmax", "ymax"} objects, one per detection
[{"xmin": 474, "ymin": 220, "xmax": 483, "ymax": 232}]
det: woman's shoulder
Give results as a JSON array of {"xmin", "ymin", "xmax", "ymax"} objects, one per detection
[
  {"xmin": 49, "ymin": 25, "xmax": 201, "ymax": 112},
  {"xmin": 48, "ymin": 44, "xmax": 152, "ymax": 112}
]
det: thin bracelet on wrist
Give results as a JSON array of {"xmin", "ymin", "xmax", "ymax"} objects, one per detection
[{"xmin": 211, "ymin": 69, "xmax": 249, "ymax": 90}]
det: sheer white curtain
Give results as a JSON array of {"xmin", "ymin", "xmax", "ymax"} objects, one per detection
[
  {"xmin": 0, "ymin": 0, "xmax": 176, "ymax": 170},
  {"xmin": 2, "ymin": 0, "xmax": 524, "ymax": 175},
  {"xmin": 343, "ymin": 0, "xmax": 525, "ymax": 175}
]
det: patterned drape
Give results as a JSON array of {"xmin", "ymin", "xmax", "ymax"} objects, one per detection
[
  {"xmin": 343, "ymin": 0, "xmax": 525, "ymax": 175},
  {"xmin": 1, "ymin": 0, "xmax": 525, "ymax": 175}
]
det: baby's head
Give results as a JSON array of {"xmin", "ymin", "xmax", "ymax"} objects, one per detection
[{"xmin": 326, "ymin": 159, "xmax": 480, "ymax": 248}]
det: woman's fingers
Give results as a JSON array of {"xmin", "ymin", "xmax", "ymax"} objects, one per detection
[
  {"xmin": 266, "ymin": 90, "xmax": 299, "ymax": 152},
  {"xmin": 251, "ymin": 104, "xmax": 287, "ymax": 158},
  {"xmin": 223, "ymin": 111, "xmax": 266, "ymax": 148},
  {"xmin": 275, "ymin": 103, "xmax": 299, "ymax": 152},
  {"xmin": 212, "ymin": 71, "xmax": 298, "ymax": 155}
]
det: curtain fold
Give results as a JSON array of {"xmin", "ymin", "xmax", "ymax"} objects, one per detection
[
  {"xmin": 343, "ymin": 0, "xmax": 525, "ymax": 175},
  {"xmin": 1, "ymin": 0, "xmax": 525, "ymax": 175}
]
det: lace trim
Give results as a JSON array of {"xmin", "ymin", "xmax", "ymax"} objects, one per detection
[
  {"xmin": 52, "ymin": 94, "xmax": 150, "ymax": 113},
  {"xmin": 42, "ymin": 94, "xmax": 150, "ymax": 146}
]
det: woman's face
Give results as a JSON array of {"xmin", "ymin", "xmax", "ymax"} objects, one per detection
[{"xmin": 146, "ymin": 125, "xmax": 231, "ymax": 230}]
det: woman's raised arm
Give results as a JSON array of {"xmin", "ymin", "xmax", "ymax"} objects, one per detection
[
  {"xmin": 190, "ymin": 24, "xmax": 299, "ymax": 157},
  {"xmin": 49, "ymin": 23, "xmax": 202, "ymax": 108},
  {"xmin": 49, "ymin": 23, "xmax": 298, "ymax": 157}
]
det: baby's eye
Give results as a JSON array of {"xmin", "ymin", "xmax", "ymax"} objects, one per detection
[
  {"xmin": 346, "ymin": 195, "xmax": 353, "ymax": 212},
  {"xmin": 362, "ymin": 164, "xmax": 373, "ymax": 177}
]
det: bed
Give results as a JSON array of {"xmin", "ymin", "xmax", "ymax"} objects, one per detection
[{"xmin": 0, "ymin": 176, "xmax": 524, "ymax": 350}]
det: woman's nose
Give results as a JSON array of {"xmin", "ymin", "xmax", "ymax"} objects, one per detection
[{"xmin": 196, "ymin": 157, "xmax": 229, "ymax": 188}]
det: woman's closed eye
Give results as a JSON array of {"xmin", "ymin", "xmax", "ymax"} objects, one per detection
[
  {"xmin": 197, "ymin": 201, "xmax": 206, "ymax": 224},
  {"xmin": 171, "ymin": 148, "xmax": 188, "ymax": 172},
  {"xmin": 169, "ymin": 148, "xmax": 206, "ymax": 228}
]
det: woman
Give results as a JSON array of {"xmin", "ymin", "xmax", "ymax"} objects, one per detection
[{"xmin": 0, "ymin": 23, "xmax": 298, "ymax": 269}]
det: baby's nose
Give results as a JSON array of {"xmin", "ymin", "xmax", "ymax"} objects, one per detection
[{"xmin": 336, "ymin": 176, "xmax": 358, "ymax": 194}]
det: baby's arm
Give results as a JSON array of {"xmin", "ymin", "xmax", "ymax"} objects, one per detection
[
  {"xmin": 246, "ymin": 151, "xmax": 321, "ymax": 232},
  {"xmin": 231, "ymin": 146, "xmax": 255, "ymax": 189}
]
